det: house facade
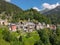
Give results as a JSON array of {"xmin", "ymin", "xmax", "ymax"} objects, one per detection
[
  {"xmin": 9, "ymin": 24, "xmax": 17, "ymax": 32},
  {"xmin": 17, "ymin": 22, "xmax": 35, "ymax": 32},
  {"xmin": 0, "ymin": 19, "xmax": 8, "ymax": 25}
]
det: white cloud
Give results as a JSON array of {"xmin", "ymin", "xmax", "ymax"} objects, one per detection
[
  {"xmin": 5, "ymin": 0, "xmax": 11, "ymax": 2},
  {"xmin": 32, "ymin": 3, "xmax": 60, "ymax": 11},
  {"xmin": 42, "ymin": 3, "xmax": 60, "ymax": 10},
  {"xmin": 33, "ymin": 7, "xmax": 40, "ymax": 11}
]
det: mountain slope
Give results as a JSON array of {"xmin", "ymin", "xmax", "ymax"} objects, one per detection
[
  {"xmin": 0, "ymin": 0, "xmax": 23, "ymax": 21},
  {"xmin": 0, "ymin": 0, "xmax": 23, "ymax": 13},
  {"xmin": 40, "ymin": 8, "xmax": 50, "ymax": 14},
  {"xmin": 43, "ymin": 5, "xmax": 60, "ymax": 15},
  {"xmin": 42, "ymin": 5, "xmax": 60, "ymax": 24}
]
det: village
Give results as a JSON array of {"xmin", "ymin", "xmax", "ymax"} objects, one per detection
[{"xmin": 0, "ymin": 19, "xmax": 57, "ymax": 32}]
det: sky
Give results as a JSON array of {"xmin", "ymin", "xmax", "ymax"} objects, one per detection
[{"xmin": 5, "ymin": 0, "xmax": 60, "ymax": 11}]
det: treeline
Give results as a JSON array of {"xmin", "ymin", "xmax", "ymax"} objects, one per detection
[
  {"xmin": 36, "ymin": 28, "xmax": 60, "ymax": 45},
  {"xmin": 46, "ymin": 14, "xmax": 60, "ymax": 24},
  {"xmin": 0, "ymin": 26, "xmax": 60, "ymax": 45},
  {"xmin": 12, "ymin": 9, "xmax": 51, "ymax": 24}
]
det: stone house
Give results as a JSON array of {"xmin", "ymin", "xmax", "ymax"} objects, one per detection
[
  {"xmin": 36, "ymin": 22, "xmax": 46, "ymax": 30},
  {"xmin": 49, "ymin": 25, "xmax": 56, "ymax": 30},
  {"xmin": 0, "ymin": 19, "xmax": 8, "ymax": 25},
  {"xmin": 9, "ymin": 24, "xmax": 17, "ymax": 32},
  {"xmin": 16, "ymin": 22, "xmax": 35, "ymax": 32},
  {"xmin": 25, "ymin": 22, "xmax": 35, "ymax": 32}
]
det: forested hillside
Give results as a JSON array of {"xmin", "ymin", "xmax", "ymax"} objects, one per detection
[
  {"xmin": 12, "ymin": 8, "xmax": 51, "ymax": 23},
  {"xmin": 0, "ymin": 0, "xmax": 23, "ymax": 22},
  {"xmin": 0, "ymin": 0, "xmax": 51, "ymax": 24},
  {"xmin": 0, "ymin": 26, "xmax": 60, "ymax": 45}
]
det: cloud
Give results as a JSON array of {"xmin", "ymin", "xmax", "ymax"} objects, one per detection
[
  {"xmin": 33, "ymin": 7, "xmax": 40, "ymax": 11},
  {"xmin": 32, "ymin": 3, "xmax": 60, "ymax": 11},
  {"xmin": 42, "ymin": 3, "xmax": 60, "ymax": 10},
  {"xmin": 5, "ymin": 0, "xmax": 11, "ymax": 2}
]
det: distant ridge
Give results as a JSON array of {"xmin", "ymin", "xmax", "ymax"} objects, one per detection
[{"xmin": 42, "ymin": 5, "xmax": 60, "ymax": 24}]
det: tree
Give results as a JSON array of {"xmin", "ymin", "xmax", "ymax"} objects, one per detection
[
  {"xmin": 37, "ymin": 29, "xmax": 51, "ymax": 45},
  {"xmin": 53, "ymin": 27, "xmax": 60, "ymax": 45}
]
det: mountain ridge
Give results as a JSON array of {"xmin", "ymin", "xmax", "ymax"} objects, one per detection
[{"xmin": 42, "ymin": 5, "xmax": 60, "ymax": 24}]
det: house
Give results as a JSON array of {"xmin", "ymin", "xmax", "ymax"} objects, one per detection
[
  {"xmin": 17, "ymin": 23, "xmax": 24, "ymax": 30},
  {"xmin": 36, "ymin": 22, "xmax": 45, "ymax": 30},
  {"xmin": 21, "ymin": 22, "xmax": 35, "ymax": 32},
  {"xmin": 26, "ymin": 22, "xmax": 35, "ymax": 32},
  {"xmin": 0, "ymin": 19, "xmax": 8, "ymax": 25},
  {"xmin": 23, "ymin": 24, "xmax": 28, "ymax": 32},
  {"xmin": 47, "ymin": 24, "xmax": 50, "ymax": 28},
  {"xmin": 17, "ymin": 22, "xmax": 35, "ymax": 32},
  {"xmin": 9, "ymin": 24, "xmax": 17, "ymax": 32},
  {"xmin": 50, "ymin": 25, "xmax": 56, "ymax": 30}
]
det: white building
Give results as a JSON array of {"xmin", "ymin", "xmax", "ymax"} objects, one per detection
[
  {"xmin": 0, "ymin": 19, "xmax": 8, "ymax": 25},
  {"xmin": 36, "ymin": 22, "xmax": 45, "ymax": 30}
]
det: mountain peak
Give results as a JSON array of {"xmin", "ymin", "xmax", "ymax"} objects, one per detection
[
  {"xmin": 41, "ymin": 4, "xmax": 60, "ymax": 24},
  {"xmin": 41, "ymin": 4, "xmax": 60, "ymax": 14},
  {"xmin": 56, "ymin": 5, "xmax": 60, "ymax": 8}
]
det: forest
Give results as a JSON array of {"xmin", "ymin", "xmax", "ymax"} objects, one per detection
[{"xmin": 0, "ymin": 26, "xmax": 60, "ymax": 45}]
